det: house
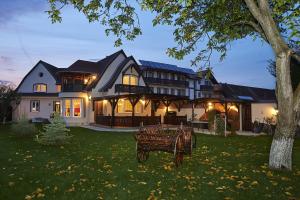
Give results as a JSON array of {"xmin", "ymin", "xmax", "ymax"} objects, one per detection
[{"xmin": 13, "ymin": 50, "xmax": 277, "ymax": 130}]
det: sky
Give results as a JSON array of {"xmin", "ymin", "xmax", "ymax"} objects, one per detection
[{"xmin": 0, "ymin": 0, "xmax": 275, "ymax": 89}]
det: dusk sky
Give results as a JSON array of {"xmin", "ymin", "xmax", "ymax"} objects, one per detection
[{"xmin": 0, "ymin": 0, "xmax": 275, "ymax": 88}]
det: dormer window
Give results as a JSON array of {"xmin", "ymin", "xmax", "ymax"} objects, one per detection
[
  {"xmin": 123, "ymin": 75, "xmax": 138, "ymax": 85},
  {"xmin": 33, "ymin": 83, "xmax": 47, "ymax": 93}
]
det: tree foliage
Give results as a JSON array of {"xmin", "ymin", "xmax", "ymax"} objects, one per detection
[
  {"xmin": 0, "ymin": 86, "xmax": 20, "ymax": 124},
  {"xmin": 36, "ymin": 113, "xmax": 71, "ymax": 146},
  {"xmin": 48, "ymin": 0, "xmax": 300, "ymax": 68},
  {"xmin": 11, "ymin": 114, "xmax": 37, "ymax": 137}
]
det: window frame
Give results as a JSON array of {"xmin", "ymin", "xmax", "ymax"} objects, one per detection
[
  {"xmin": 122, "ymin": 74, "xmax": 138, "ymax": 86},
  {"xmin": 30, "ymin": 100, "xmax": 40, "ymax": 112},
  {"xmin": 33, "ymin": 83, "xmax": 47, "ymax": 93}
]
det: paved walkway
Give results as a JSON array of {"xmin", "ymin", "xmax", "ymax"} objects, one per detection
[
  {"xmin": 81, "ymin": 125, "xmax": 139, "ymax": 132},
  {"xmin": 82, "ymin": 125, "xmax": 267, "ymax": 136}
]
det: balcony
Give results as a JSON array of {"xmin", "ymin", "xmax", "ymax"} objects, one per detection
[
  {"xmin": 115, "ymin": 84, "xmax": 151, "ymax": 94},
  {"xmin": 199, "ymin": 85, "xmax": 213, "ymax": 91},
  {"xmin": 62, "ymin": 84, "xmax": 85, "ymax": 92},
  {"xmin": 144, "ymin": 77, "xmax": 188, "ymax": 87}
]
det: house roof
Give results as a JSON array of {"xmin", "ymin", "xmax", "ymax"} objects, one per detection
[
  {"xmin": 221, "ymin": 83, "xmax": 276, "ymax": 103},
  {"xmin": 99, "ymin": 56, "xmax": 140, "ymax": 92},
  {"xmin": 139, "ymin": 60, "xmax": 196, "ymax": 75},
  {"xmin": 16, "ymin": 60, "xmax": 61, "ymax": 92}
]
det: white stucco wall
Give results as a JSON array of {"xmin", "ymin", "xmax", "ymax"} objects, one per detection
[
  {"xmin": 17, "ymin": 62, "xmax": 57, "ymax": 93},
  {"xmin": 13, "ymin": 97, "xmax": 59, "ymax": 120},
  {"xmin": 92, "ymin": 53, "xmax": 126, "ymax": 97},
  {"xmin": 251, "ymin": 103, "xmax": 277, "ymax": 122}
]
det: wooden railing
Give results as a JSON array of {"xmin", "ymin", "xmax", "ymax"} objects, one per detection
[
  {"xmin": 144, "ymin": 77, "xmax": 189, "ymax": 87},
  {"xmin": 115, "ymin": 84, "xmax": 151, "ymax": 94},
  {"xmin": 95, "ymin": 115, "xmax": 161, "ymax": 127},
  {"xmin": 164, "ymin": 115, "xmax": 187, "ymax": 125}
]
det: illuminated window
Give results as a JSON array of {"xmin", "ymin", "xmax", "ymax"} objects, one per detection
[
  {"xmin": 30, "ymin": 100, "xmax": 40, "ymax": 112},
  {"xmin": 33, "ymin": 84, "xmax": 47, "ymax": 92},
  {"xmin": 73, "ymin": 99, "xmax": 81, "ymax": 117},
  {"xmin": 64, "ymin": 100, "xmax": 71, "ymax": 117},
  {"xmin": 117, "ymin": 99, "xmax": 142, "ymax": 113},
  {"xmin": 123, "ymin": 75, "xmax": 138, "ymax": 85},
  {"xmin": 56, "ymin": 85, "xmax": 61, "ymax": 92}
]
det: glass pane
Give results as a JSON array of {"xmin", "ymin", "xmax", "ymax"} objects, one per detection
[
  {"xmin": 123, "ymin": 75, "xmax": 130, "ymax": 85},
  {"xmin": 65, "ymin": 100, "xmax": 71, "ymax": 117},
  {"xmin": 41, "ymin": 84, "xmax": 46, "ymax": 92},
  {"xmin": 124, "ymin": 100, "xmax": 132, "ymax": 112},
  {"xmin": 130, "ymin": 76, "xmax": 138, "ymax": 85},
  {"xmin": 117, "ymin": 100, "xmax": 124, "ymax": 113},
  {"xmin": 73, "ymin": 99, "xmax": 81, "ymax": 117}
]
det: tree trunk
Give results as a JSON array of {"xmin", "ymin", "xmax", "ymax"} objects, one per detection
[{"xmin": 269, "ymin": 51, "xmax": 296, "ymax": 171}]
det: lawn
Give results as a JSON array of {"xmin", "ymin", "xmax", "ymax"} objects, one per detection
[{"xmin": 0, "ymin": 125, "xmax": 300, "ymax": 200}]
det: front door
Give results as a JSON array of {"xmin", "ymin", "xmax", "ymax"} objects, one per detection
[
  {"xmin": 53, "ymin": 101, "xmax": 61, "ymax": 113},
  {"xmin": 242, "ymin": 103, "xmax": 252, "ymax": 131}
]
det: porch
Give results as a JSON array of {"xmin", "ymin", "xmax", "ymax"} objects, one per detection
[{"xmin": 92, "ymin": 93, "xmax": 189, "ymax": 127}]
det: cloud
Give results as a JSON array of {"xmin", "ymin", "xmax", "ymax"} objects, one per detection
[
  {"xmin": 0, "ymin": 56, "xmax": 13, "ymax": 64},
  {"xmin": 0, "ymin": 0, "xmax": 47, "ymax": 25}
]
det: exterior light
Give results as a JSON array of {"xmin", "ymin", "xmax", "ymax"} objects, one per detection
[
  {"xmin": 208, "ymin": 102, "xmax": 212, "ymax": 106},
  {"xmin": 272, "ymin": 108, "xmax": 278, "ymax": 116},
  {"xmin": 140, "ymin": 99, "xmax": 145, "ymax": 105},
  {"xmin": 207, "ymin": 102, "xmax": 213, "ymax": 110},
  {"xmin": 103, "ymin": 100, "xmax": 107, "ymax": 104},
  {"xmin": 229, "ymin": 105, "xmax": 238, "ymax": 112},
  {"xmin": 84, "ymin": 78, "xmax": 88, "ymax": 84},
  {"xmin": 92, "ymin": 75, "xmax": 97, "ymax": 80},
  {"xmin": 88, "ymin": 95, "xmax": 91, "ymax": 101}
]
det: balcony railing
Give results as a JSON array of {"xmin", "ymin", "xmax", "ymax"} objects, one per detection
[
  {"xmin": 115, "ymin": 84, "xmax": 151, "ymax": 94},
  {"xmin": 62, "ymin": 84, "xmax": 85, "ymax": 92},
  {"xmin": 144, "ymin": 77, "xmax": 188, "ymax": 87},
  {"xmin": 199, "ymin": 85, "xmax": 213, "ymax": 91}
]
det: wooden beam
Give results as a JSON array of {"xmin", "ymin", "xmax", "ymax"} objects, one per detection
[{"xmin": 108, "ymin": 98, "xmax": 119, "ymax": 127}]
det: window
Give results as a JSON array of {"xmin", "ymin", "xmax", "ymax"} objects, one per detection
[
  {"xmin": 147, "ymin": 71, "xmax": 154, "ymax": 78},
  {"xmin": 117, "ymin": 99, "xmax": 142, "ymax": 113},
  {"xmin": 30, "ymin": 100, "xmax": 40, "ymax": 112},
  {"xmin": 163, "ymin": 88, "xmax": 169, "ymax": 94},
  {"xmin": 171, "ymin": 88, "xmax": 175, "ymax": 95},
  {"xmin": 205, "ymin": 80, "xmax": 211, "ymax": 85},
  {"xmin": 64, "ymin": 100, "xmax": 71, "ymax": 117},
  {"xmin": 157, "ymin": 87, "xmax": 161, "ymax": 94},
  {"xmin": 123, "ymin": 75, "xmax": 138, "ymax": 85},
  {"xmin": 33, "ymin": 84, "xmax": 47, "ymax": 92},
  {"xmin": 73, "ymin": 99, "xmax": 81, "ymax": 117},
  {"xmin": 56, "ymin": 85, "xmax": 61, "ymax": 92},
  {"xmin": 157, "ymin": 72, "xmax": 161, "ymax": 79},
  {"xmin": 170, "ymin": 73, "xmax": 175, "ymax": 80}
]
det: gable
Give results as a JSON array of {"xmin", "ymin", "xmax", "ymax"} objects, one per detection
[{"xmin": 17, "ymin": 62, "xmax": 58, "ymax": 93}]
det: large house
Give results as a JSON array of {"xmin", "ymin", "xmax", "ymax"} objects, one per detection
[{"xmin": 13, "ymin": 50, "xmax": 277, "ymax": 131}]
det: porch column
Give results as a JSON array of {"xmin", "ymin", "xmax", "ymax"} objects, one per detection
[
  {"xmin": 109, "ymin": 98, "xmax": 118, "ymax": 128},
  {"xmin": 129, "ymin": 96, "xmax": 140, "ymax": 127},
  {"xmin": 239, "ymin": 104, "xmax": 243, "ymax": 131}
]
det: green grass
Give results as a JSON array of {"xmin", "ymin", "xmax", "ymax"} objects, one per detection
[{"xmin": 0, "ymin": 125, "xmax": 300, "ymax": 200}]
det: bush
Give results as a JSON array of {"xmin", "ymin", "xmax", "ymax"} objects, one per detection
[
  {"xmin": 207, "ymin": 109, "xmax": 216, "ymax": 131},
  {"xmin": 36, "ymin": 113, "xmax": 71, "ymax": 145},
  {"xmin": 11, "ymin": 115, "xmax": 37, "ymax": 137},
  {"xmin": 215, "ymin": 114, "xmax": 225, "ymax": 136}
]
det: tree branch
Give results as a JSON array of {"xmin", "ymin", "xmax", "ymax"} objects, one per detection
[{"xmin": 233, "ymin": 20, "xmax": 269, "ymax": 43}]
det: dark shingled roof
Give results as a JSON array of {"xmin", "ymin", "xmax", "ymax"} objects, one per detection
[
  {"xmin": 221, "ymin": 83, "xmax": 276, "ymax": 103},
  {"xmin": 139, "ymin": 60, "xmax": 196, "ymax": 75},
  {"xmin": 99, "ymin": 56, "xmax": 139, "ymax": 92}
]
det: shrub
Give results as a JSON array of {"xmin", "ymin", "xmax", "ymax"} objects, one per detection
[
  {"xmin": 207, "ymin": 109, "xmax": 216, "ymax": 131},
  {"xmin": 36, "ymin": 113, "xmax": 71, "ymax": 145},
  {"xmin": 11, "ymin": 115, "xmax": 36, "ymax": 137},
  {"xmin": 215, "ymin": 114, "xmax": 225, "ymax": 136}
]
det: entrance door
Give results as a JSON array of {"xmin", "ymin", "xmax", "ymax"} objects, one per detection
[
  {"xmin": 53, "ymin": 101, "xmax": 61, "ymax": 113},
  {"xmin": 242, "ymin": 103, "xmax": 252, "ymax": 131}
]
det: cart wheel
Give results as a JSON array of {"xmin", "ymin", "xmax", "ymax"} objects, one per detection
[{"xmin": 137, "ymin": 150, "xmax": 149, "ymax": 163}]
